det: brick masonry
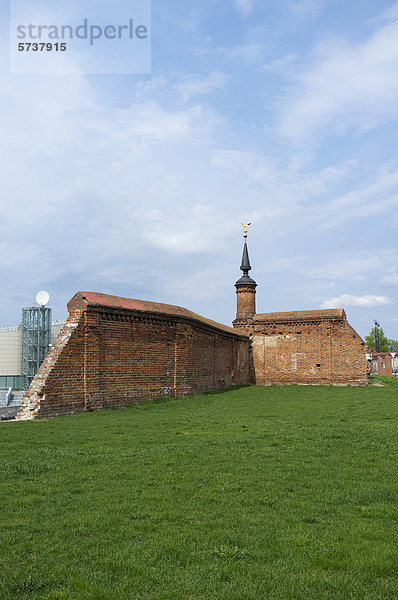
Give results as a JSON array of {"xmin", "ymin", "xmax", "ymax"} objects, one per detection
[
  {"xmin": 371, "ymin": 352, "xmax": 398, "ymax": 377},
  {"xmin": 235, "ymin": 285, "xmax": 256, "ymax": 321},
  {"xmin": 234, "ymin": 309, "xmax": 368, "ymax": 385},
  {"xmin": 232, "ymin": 238, "xmax": 368, "ymax": 387},
  {"xmin": 17, "ymin": 241, "xmax": 370, "ymax": 421},
  {"xmin": 17, "ymin": 292, "xmax": 249, "ymax": 420}
]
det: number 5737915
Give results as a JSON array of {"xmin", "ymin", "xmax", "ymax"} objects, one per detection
[{"xmin": 18, "ymin": 42, "xmax": 67, "ymax": 51}]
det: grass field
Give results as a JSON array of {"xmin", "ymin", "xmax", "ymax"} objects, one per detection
[{"xmin": 1, "ymin": 379, "xmax": 398, "ymax": 600}]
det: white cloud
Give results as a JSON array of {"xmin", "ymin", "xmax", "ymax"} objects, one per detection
[
  {"xmin": 373, "ymin": 1, "xmax": 398, "ymax": 23},
  {"xmin": 176, "ymin": 5, "xmax": 204, "ymax": 31},
  {"xmin": 382, "ymin": 273, "xmax": 398, "ymax": 286},
  {"xmin": 0, "ymin": 68, "xmax": 305, "ymax": 322},
  {"xmin": 262, "ymin": 53, "xmax": 297, "ymax": 74},
  {"xmin": 309, "ymin": 257, "xmax": 385, "ymax": 281},
  {"xmin": 299, "ymin": 164, "xmax": 398, "ymax": 230},
  {"xmin": 194, "ymin": 42, "xmax": 266, "ymax": 65},
  {"xmin": 123, "ymin": 102, "xmax": 216, "ymax": 142},
  {"xmin": 285, "ymin": 0, "xmax": 324, "ymax": 17},
  {"xmin": 175, "ymin": 71, "xmax": 229, "ymax": 102},
  {"xmin": 297, "ymin": 159, "xmax": 358, "ymax": 197},
  {"xmin": 222, "ymin": 43, "xmax": 266, "ymax": 64},
  {"xmin": 278, "ymin": 17, "xmax": 398, "ymax": 139},
  {"xmin": 132, "ymin": 204, "xmax": 239, "ymax": 254},
  {"xmin": 0, "ymin": 72, "xmax": 229, "ymax": 295},
  {"xmin": 233, "ymin": 0, "xmax": 254, "ymax": 18},
  {"xmin": 320, "ymin": 294, "xmax": 393, "ymax": 309}
]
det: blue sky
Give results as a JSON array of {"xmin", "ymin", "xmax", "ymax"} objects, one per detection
[{"xmin": 1, "ymin": 0, "xmax": 398, "ymax": 339}]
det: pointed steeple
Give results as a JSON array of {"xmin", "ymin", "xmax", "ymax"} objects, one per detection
[
  {"xmin": 234, "ymin": 224, "xmax": 257, "ymax": 323},
  {"xmin": 241, "ymin": 242, "xmax": 251, "ymax": 270},
  {"xmin": 236, "ymin": 241, "xmax": 256, "ymax": 286},
  {"xmin": 235, "ymin": 224, "xmax": 257, "ymax": 287}
]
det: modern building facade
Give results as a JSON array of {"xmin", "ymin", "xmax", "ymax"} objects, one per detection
[
  {"xmin": 0, "ymin": 327, "xmax": 23, "ymax": 389},
  {"xmin": 0, "ymin": 315, "xmax": 65, "ymax": 390}
]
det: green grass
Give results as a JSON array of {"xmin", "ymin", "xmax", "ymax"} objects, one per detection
[
  {"xmin": 370, "ymin": 375, "xmax": 398, "ymax": 386},
  {"xmin": 1, "ymin": 382, "xmax": 398, "ymax": 600}
]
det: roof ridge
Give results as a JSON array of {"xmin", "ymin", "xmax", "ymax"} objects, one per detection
[
  {"xmin": 68, "ymin": 291, "xmax": 248, "ymax": 338},
  {"xmin": 254, "ymin": 308, "xmax": 346, "ymax": 321}
]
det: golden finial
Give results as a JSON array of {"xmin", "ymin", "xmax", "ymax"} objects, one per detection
[{"xmin": 241, "ymin": 222, "xmax": 251, "ymax": 243}]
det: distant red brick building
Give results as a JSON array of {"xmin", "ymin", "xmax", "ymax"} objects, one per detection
[{"xmin": 371, "ymin": 352, "xmax": 398, "ymax": 377}]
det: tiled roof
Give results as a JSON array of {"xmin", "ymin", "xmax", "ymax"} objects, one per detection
[
  {"xmin": 68, "ymin": 291, "xmax": 248, "ymax": 338},
  {"xmin": 254, "ymin": 308, "xmax": 346, "ymax": 322}
]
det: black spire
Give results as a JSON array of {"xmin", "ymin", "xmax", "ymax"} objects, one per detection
[
  {"xmin": 240, "ymin": 242, "xmax": 251, "ymax": 272},
  {"xmin": 235, "ymin": 239, "xmax": 257, "ymax": 287}
]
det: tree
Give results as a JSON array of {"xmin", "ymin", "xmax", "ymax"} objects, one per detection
[
  {"xmin": 388, "ymin": 339, "xmax": 398, "ymax": 352},
  {"xmin": 365, "ymin": 326, "xmax": 390, "ymax": 352}
]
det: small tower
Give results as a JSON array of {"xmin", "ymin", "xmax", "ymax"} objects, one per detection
[{"xmin": 234, "ymin": 224, "xmax": 257, "ymax": 324}]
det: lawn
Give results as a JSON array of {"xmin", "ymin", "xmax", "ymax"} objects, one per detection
[{"xmin": 1, "ymin": 379, "xmax": 398, "ymax": 600}]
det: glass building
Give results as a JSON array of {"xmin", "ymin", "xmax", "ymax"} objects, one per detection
[{"xmin": 20, "ymin": 307, "xmax": 52, "ymax": 390}]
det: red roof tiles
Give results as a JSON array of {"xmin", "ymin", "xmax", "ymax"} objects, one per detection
[
  {"xmin": 67, "ymin": 291, "xmax": 247, "ymax": 338},
  {"xmin": 254, "ymin": 308, "xmax": 346, "ymax": 322}
]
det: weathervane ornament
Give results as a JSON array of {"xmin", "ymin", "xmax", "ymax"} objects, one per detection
[{"xmin": 241, "ymin": 222, "xmax": 251, "ymax": 243}]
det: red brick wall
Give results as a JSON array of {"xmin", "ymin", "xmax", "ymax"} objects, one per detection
[
  {"xmin": 18, "ymin": 301, "xmax": 249, "ymax": 419},
  {"xmin": 371, "ymin": 353, "xmax": 398, "ymax": 377},
  {"xmin": 235, "ymin": 286, "xmax": 256, "ymax": 320},
  {"xmin": 248, "ymin": 317, "xmax": 368, "ymax": 385},
  {"xmin": 17, "ymin": 311, "xmax": 86, "ymax": 419}
]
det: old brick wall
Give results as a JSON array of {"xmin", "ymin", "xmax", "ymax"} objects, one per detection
[
  {"xmin": 251, "ymin": 318, "xmax": 367, "ymax": 385},
  {"xmin": 17, "ymin": 292, "xmax": 249, "ymax": 419},
  {"xmin": 234, "ymin": 310, "xmax": 368, "ymax": 385},
  {"xmin": 371, "ymin": 353, "xmax": 398, "ymax": 377},
  {"xmin": 17, "ymin": 311, "xmax": 85, "ymax": 420}
]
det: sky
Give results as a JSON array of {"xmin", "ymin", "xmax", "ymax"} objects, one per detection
[{"xmin": 1, "ymin": 0, "xmax": 398, "ymax": 340}]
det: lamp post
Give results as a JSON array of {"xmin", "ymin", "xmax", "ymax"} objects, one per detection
[{"xmin": 374, "ymin": 320, "xmax": 380, "ymax": 353}]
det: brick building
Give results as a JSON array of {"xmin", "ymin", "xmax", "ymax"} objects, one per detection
[
  {"xmin": 233, "ymin": 236, "xmax": 368, "ymax": 386},
  {"xmin": 17, "ymin": 233, "xmax": 368, "ymax": 419},
  {"xmin": 371, "ymin": 352, "xmax": 398, "ymax": 377}
]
